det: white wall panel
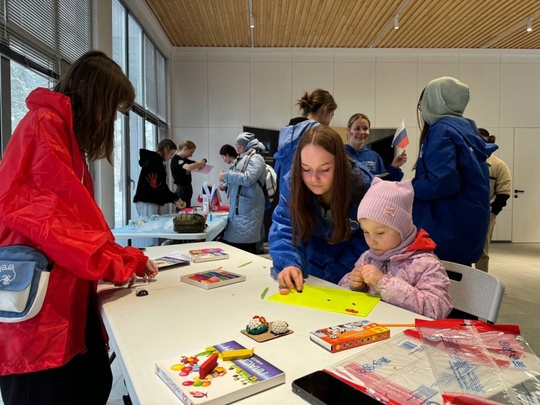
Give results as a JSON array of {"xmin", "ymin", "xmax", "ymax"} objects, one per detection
[
  {"xmin": 460, "ymin": 63, "xmax": 500, "ymax": 128},
  {"xmin": 208, "ymin": 62, "xmax": 250, "ymax": 128},
  {"xmin": 250, "ymin": 62, "xmax": 292, "ymax": 129},
  {"xmin": 291, "ymin": 63, "xmax": 334, "ymax": 119},
  {"xmin": 500, "ymin": 63, "xmax": 540, "ymax": 128},
  {"xmin": 333, "ymin": 62, "xmax": 376, "ymax": 128},
  {"xmin": 375, "ymin": 62, "xmax": 417, "ymax": 128},
  {"xmin": 171, "ymin": 62, "xmax": 208, "ymax": 128}
]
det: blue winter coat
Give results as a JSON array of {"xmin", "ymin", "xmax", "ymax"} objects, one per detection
[
  {"xmin": 223, "ymin": 142, "xmax": 267, "ymax": 244},
  {"xmin": 274, "ymin": 119, "xmax": 320, "ymax": 188},
  {"xmin": 412, "ymin": 117, "xmax": 497, "ymax": 265},
  {"xmin": 345, "ymin": 144, "xmax": 404, "ymax": 181},
  {"xmin": 269, "ymin": 167, "xmax": 369, "ymax": 284}
]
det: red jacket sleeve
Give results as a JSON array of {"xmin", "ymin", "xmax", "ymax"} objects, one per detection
[{"xmin": 0, "ymin": 108, "xmax": 147, "ymax": 283}]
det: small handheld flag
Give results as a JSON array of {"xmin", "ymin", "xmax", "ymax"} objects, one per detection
[{"xmin": 392, "ymin": 119, "xmax": 409, "ymax": 148}]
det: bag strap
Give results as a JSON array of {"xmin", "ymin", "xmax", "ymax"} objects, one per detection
[{"xmin": 235, "ymin": 150, "xmax": 257, "ymax": 215}]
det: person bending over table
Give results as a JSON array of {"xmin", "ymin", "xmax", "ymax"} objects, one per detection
[
  {"xmin": 269, "ymin": 125, "xmax": 369, "ymax": 292},
  {"xmin": 339, "ymin": 178, "xmax": 452, "ymax": 319}
]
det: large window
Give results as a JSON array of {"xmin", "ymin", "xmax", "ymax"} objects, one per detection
[
  {"xmin": 112, "ymin": 0, "xmax": 168, "ymax": 229},
  {"xmin": 10, "ymin": 62, "xmax": 53, "ymax": 131},
  {"xmin": 0, "ymin": 0, "xmax": 92, "ymax": 158}
]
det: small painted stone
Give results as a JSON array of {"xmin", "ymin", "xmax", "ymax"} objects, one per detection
[
  {"xmin": 246, "ymin": 315, "xmax": 269, "ymax": 335},
  {"xmin": 271, "ymin": 320, "xmax": 289, "ymax": 335}
]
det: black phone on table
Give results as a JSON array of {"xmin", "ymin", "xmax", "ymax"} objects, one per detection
[{"xmin": 292, "ymin": 370, "xmax": 384, "ymax": 405}]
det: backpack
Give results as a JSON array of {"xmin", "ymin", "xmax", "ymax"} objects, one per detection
[{"xmin": 258, "ymin": 164, "xmax": 277, "ymax": 200}]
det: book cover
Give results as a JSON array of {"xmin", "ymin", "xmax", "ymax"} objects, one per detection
[
  {"xmin": 155, "ymin": 340, "xmax": 285, "ymax": 404},
  {"xmin": 153, "ymin": 251, "xmax": 191, "ymax": 269},
  {"xmin": 185, "ymin": 248, "xmax": 229, "ymax": 263},
  {"xmin": 310, "ymin": 320, "xmax": 390, "ymax": 353},
  {"xmin": 180, "ymin": 270, "xmax": 245, "ymax": 290}
]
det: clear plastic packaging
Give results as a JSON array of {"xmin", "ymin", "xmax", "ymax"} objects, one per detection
[{"xmin": 324, "ymin": 319, "xmax": 540, "ymax": 404}]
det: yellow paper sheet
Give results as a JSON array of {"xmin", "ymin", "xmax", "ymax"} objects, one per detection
[{"xmin": 266, "ymin": 284, "xmax": 380, "ymax": 317}]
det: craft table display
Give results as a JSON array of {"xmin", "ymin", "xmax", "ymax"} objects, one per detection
[
  {"xmin": 98, "ymin": 242, "xmax": 426, "ymax": 404},
  {"xmin": 111, "ymin": 213, "xmax": 228, "ymax": 245}
]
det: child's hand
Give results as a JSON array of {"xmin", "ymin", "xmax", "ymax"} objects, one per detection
[
  {"xmin": 348, "ymin": 266, "xmax": 366, "ymax": 291},
  {"xmin": 360, "ymin": 264, "xmax": 384, "ymax": 286}
]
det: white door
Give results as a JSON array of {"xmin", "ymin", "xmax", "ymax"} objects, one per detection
[{"xmin": 512, "ymin": 128, "xmax": 540, "ymax": 242}]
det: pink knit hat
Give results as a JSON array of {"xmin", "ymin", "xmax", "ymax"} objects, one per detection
[{"xmin": 357, "ymin": 177, "xmax": 415, "ymax": 238}]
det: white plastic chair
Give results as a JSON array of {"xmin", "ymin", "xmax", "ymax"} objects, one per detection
[{"xmin": 442, "ymin": 260, "xmax": 505, "ymax": 324}]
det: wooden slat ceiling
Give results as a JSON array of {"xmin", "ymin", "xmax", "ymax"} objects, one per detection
[{"xmin": 145, "ymin": 0, "xmax": 540, "ymax": 49}]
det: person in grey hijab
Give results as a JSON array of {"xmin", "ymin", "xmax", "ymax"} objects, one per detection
[
  {"xmin": 412, "ymin": 77, "xmax": 497, "ymax": 266},
  {"xmin": 218, "ymin": 132, "xmax": 267, "ymax": 254}
]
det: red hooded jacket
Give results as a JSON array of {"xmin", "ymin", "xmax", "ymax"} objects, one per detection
[{"xmin": 0, "ymin": 88, "xmax": 148, "ymax": 375}]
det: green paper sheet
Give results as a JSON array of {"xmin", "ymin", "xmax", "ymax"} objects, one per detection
[{"xmin": 266, "ymin": 284, "xmax": 381, "ymax": 317}]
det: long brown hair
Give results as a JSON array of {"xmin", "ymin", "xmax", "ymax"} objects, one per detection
[
  {"xmin": 290, "ymin": 125, "xmax": 353, "ymax": 245},
  {"xmin": 53, "ymin": 50, "xmax": 135, "ymax": 163}
]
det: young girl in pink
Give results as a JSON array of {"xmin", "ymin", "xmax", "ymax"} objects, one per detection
[{"xmin": 339, "ymin": 177, "xmax": 452, "ymax": 319}]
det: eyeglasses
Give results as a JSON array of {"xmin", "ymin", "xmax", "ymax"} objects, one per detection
[{"xmin": 417, "ymin": 100, "xmax": 422, "ymax": 112}]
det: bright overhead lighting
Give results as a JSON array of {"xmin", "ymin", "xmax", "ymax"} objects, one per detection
[
  {"xmin": 394, "ymin": 15, "xmax": 399, "ymax": 30},
  {"xmin": 250, "ymin": 14, "xmax": 254, "ymax": 29},
  {"xmin": 527, "ymin": 18, "xmax": 533, "ymax": 32}
]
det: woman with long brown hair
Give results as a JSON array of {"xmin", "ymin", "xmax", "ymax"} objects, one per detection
[
  {"xmin": 0, "ymin": 50, "xmax": 158, "ymax": 404},
  {"xmin": 269, "ymin": 125, "xmax": 368, "ymax": 291}
]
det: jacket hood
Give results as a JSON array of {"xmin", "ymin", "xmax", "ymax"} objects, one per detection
[
  {"xmin": 405, "ymin": 229, "xmax": 436, "ymax": 253},
  {"xmin": 421, "ymin": 77, "xmax": 470, "ymax": 125},
  {"xmin": 139, "ymin": 148, "xmax": 163, "ymax": 167},
  {"xmin": 26, "ymin": 88, "xmax": 73, "ymax": 130},
  {"xmin": 243, "ymin": 138, "xmax": 266, "ymax": 155}
]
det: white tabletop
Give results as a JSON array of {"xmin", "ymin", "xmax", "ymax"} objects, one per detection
[
  {"xmin": 112, "ymin": 213, "xmax": 228, "ymax": 242},
  {"xmin": 98, "ymin": 242, "xmax": 426, "ymax": 405}
]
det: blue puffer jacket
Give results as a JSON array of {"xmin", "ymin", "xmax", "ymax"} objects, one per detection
[
  {"xmin": 412, "ymin": 117, "xmax": 497, "ymax": 264},
  {"xmin": 269, "ymin": 166, "xmax": 369, "ymax": 284},
  {"xmin": 223, "ymin": 141, "xmax": 267, "ymax": 244}
]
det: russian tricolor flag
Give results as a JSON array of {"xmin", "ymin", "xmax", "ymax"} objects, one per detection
[{"xmin": 392, "ymin": 119, "xmax": 409, "ymax": 148}]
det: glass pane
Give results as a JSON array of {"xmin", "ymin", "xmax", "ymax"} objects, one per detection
[
  {"xmin": 129, "ymin": 111, "xmax": 143, "ymax": 219},
  {"xmin": 156, "ymin": 51, "xmax": 167, "ymax": 121},
  {"xmin": 113, "ymin": 113, "xmax": 127, "ymax": 228},
  {"xmin": 144, "ymin": 37, "xmax": 156, "ymax": 114},
  {"xmin": 112, "ymin": 0, "xmax": 126, "ymax": 72},
  {"xmin": 11, "ymin": 61, "xmax": 53, "ymax": 133},
  {"xmin": 145, "ymin": 121, "xmax": 157, "ymax": 151},
  {"xmin": 128, "ymin": 15, "xmax": 143, "ymax": 106}
]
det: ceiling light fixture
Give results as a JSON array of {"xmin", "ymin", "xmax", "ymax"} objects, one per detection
[
  {"xmin": 248, "ymin": 0, "xmax": 254, "ymax": 47},
  {"xmin": 394, "ymin": 15, "xmax": 399, "ymax": 30},
  {"xmin": 527, "ymin": 18, "xmax": 533, "ymax": 32}
]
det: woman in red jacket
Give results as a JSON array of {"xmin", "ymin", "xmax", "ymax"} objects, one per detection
[{"xmin": 0, "ymin": 51, "xmax": 158, "ymax": 405}]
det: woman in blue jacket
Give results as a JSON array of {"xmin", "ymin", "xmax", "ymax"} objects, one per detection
[
  {"xmin": 412, "ymin": 77, "xmax": 497, "ymax": 265},
  {"xmin": 269, "ymin": 125, "xmax": 369, "ymax": 291}
]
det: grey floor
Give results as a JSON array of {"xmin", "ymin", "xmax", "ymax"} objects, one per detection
[{"xmin": 1, "ymin": 243, "xmax": 536, "ymax": 405}]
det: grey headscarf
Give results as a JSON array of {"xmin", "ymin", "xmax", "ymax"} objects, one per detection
[
  {"xmin": 235, "ymin": 132, "xmax": 266, "ymax": 154},
  {"xmin": 420, "ymin": 77, "xmax": 470, "ymax": 125}
]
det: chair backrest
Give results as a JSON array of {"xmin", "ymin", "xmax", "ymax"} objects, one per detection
[{"xmin": 442, "ymin": 260, "xmax": 505, "ymax": 324}]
